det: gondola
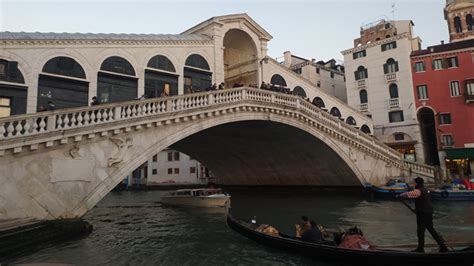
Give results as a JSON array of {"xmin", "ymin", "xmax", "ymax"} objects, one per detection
[{"xmin": 226, "ymin": 213, "xmax": 474, "ymax": 266}]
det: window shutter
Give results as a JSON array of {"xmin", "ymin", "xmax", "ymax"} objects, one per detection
[
  {"xmin": 354, "ymin": 71, "xmax": 358, "ymax": 80},
  {"xmin": 383, "ymin": 64, "xmax": 388, "ymax": 74},
  {"xmin": 6, "ymin": 61, "xmax": 18, "ymax": 78},
  {"xmin": 365, "ymin": 69, "xmax": 368, "ymax": 78},
  {"xmin": 442, "ymin": 58, "xmax": 448, "ymax": 69},
  {"xmin": 393, "ymin": 42, "xmax": 397, "ymax": 48},
  {"xmin": 395, "ymin": 62, "xmax": 399, "ymax": 72},
  {"xmin": 382, "ymin": 44, "xmax": 386, "ymax": 52}
]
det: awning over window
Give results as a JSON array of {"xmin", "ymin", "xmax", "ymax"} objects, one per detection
[{"xmin": 444, "ymin": 148, "xmax": 474, "ymax": 160}]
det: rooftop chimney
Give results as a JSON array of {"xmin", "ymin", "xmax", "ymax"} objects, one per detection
[{"xmin": 441, "ymin": 40, "xmax": 445, "ymax": 45}]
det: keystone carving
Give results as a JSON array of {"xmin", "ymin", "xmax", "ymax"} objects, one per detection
[
  {"xmin": 108, "ymin": 137, "xmax": 133, "ymax": 167},
  {"xmin": 69, "ymin": 143, "xmax": 80, "ymax": 158}
]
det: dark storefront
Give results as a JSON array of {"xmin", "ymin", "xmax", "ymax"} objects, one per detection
[
  {"xmin": 97, "ymin": 56, "xmax": 138, "ymax": 103},
  {"xmin": 145, "ymin": 55, "xmax": 178, "ymax": 98},
  {"xmin": 0, "ymin": 59, "xmax": 27, "ymax": 116}
]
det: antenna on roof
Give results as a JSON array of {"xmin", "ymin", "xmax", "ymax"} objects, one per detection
[{"xmin": 391, "ymin": 3, "xmax": 396, "ymax": 20}]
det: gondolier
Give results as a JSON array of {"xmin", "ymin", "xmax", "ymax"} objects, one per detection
[{"xmin": 397, "ymin": 177, "xmax": 449, "ymax": 253}]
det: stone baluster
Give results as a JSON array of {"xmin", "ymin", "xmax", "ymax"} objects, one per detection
[
  {"xmin": 46, "ymin": 114, "xmax": 56, "ymax": 131},
  {"xmin": 208, "ymin": 94, "xmax": 214, "ymax": 105}
]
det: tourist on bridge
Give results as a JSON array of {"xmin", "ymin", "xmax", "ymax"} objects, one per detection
[
  {"xmin": 397, "ymin": 177, "xmax": 449, "ymax": 253},
  {"xmin": 91, "ymin": 96, "xmax": 99, "ymax": 106},
  {"xmin": 47, "ymin": 101, "xmax": 56, "ymax": 111},
  {"xmin": 218, "ymin": 82, "xmax": 225, "ymax": 90}
]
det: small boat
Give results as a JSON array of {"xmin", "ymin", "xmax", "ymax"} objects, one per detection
[
  {"xmin": 430, "ymin": 183, "xmax": 474, "ymax": 201},
  {"xmin": 367, "ymin": 179, "xmax": 411, "ymax": 198},
  {"xmin": 161, "ymin": 188, "xmax": 230, "ymax": 207},
  {"xmin": 226, "ymin": 213, "xmax": 474, "ymax": 266}
]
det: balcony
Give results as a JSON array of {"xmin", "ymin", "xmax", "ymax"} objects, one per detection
[
  {"xmin": 385, "ymin": 73, "xmax": 397, "ymax": 83},
  {"xmin": 388, "ymin": 98, "xmax": 400, "ymax": 109},
  {"xmin": 356, "ymin": 79, "xmax": 367, "ymax": 88},
  {"xmin": 359, "ymin": 103, "xmax": 368, "ymax": 112},
  {"xmin": 465, "ymin": 92, "xmax": 474, "ymax": 103}
]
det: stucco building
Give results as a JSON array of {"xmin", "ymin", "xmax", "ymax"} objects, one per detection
[
  {"xmin": 445, "ymin": 0, "xmax": 474, "ymax": 42},
  {"xmin": 342, "ymin": 19, "xmax": 424, "ymax": 163}
]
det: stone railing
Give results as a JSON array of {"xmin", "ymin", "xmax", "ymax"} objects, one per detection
[
  {"xmin": 385, "ymin": 73, "xmax": 397, "ymax": 83},
  {"xmin": 403, "ymin": 161, "xmax": 435, "ymax": 180},
  {"xmin": 359, "ymin": 103, "xmax": 368, "ymax": 112},
  {"xmin": 0, "ymin": 87, "xmax": 433, "ymax": 177},
  {"xmin": 357, "ymin": 79, "xmax": 366, "ymax": 88},
  {"xmin": 387, "ymin": 98, "xmax": 400, "ymax": 109}
]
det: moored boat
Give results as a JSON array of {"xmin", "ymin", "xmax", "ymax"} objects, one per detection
[
  {"xmin": 430, "ymin": 184, "xmax": 474, "ymax": 201},
  {"xmin": 226, "ymin": 213, "xmax": 474, "ymax": 266},
  {"xmin": 367, "ymin": 179, "xmax": 412, "ymax": 198},
  {"xmin": 161, "ymin": 188, "xmax": 230, "ymax": 207}
]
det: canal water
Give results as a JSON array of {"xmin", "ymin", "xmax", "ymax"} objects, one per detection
[{"xmin": 9, "ymin": 190, "xmax": 474, "ymax": 265}]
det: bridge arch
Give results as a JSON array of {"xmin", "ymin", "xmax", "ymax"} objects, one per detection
[
  {"xmin": 293, "ymin": 86, "xmax": 307, "ymax": 97},
  {"xmin": 0, "ymin": 58, "xmax": 27, "ymax": 116},
  {"xmin": 270, "ymin": 74, "xmax": 287, "ymax": 86},
  {"xmin": 312, "ymin": 97, "xmax": 326, "ymax": 109},
  {"xmin": 223, "ymin": 29, "xmax": 258, "ymax": 88},
  {"xmin": 97, "ymin": 56, "xmax": 138, "ymax": 104},
  {"xmin": 145, "ymin": 54, "xmax": 178, "ymax": 98},
  {"xmin": 184, "ymin": 53, "xmax": 212, "ymax": 93}
]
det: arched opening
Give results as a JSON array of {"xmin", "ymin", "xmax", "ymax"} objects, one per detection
[
  {"xmin": 97, "ymin": 56, "xmax": 137, "ymax": 104},
  {"xmin": 389, "ymin": 83, "xmax": 399, "ymax": 99},
  {"xmin": 312, "ymin": 97, "xmax": 325, "ymax": 109},
  {"xmin": 0, "ymin": 59, "xmax": 27, "ymax": 116},
  {"xmin": 417, "ymin": 107, "xmax": 440, "ymax": 165},
  {"xmin": 270, "ymin": 74, "xmax": 287, "ymax": 87},
  {"xmin": 145, "ymin": 55, "xmax": 178, "ymax": 98},
  {"xmin": 454, "ymin": 16, "xmax": 463, "ymax": 33},
  {"xmin": 354, "ymin": 66, "xmax": 368, "ymax": 80},
  {"xmin": 293, "ymin": 86, "xmax": 307, "ymax": 97},
  {"xmin": 38, "ymin": 56, "xmax": 88, "ymax": 111},
  {"xmin": 359, "ymin": 89, "xmax": 368, "ymax": 104},
  {"xmin": 346, "ymin": 116, "xmax": 357, "ymax": 126},
  {"xmin": 467, "ymin": 14, "xmax": 473, "ymax": 31},
  {"xmin": 223, "ymin": 29, "xmax": 258, "ymax": 88},
  {"xmin": 384, "ymin": 58, "xmax": 399, "ymax": 74},
  {"xmin": 184, "ymin": 54, "xmax": 212, "ymax": 93},
  {"xmin": 360, "ymin": 124, "xmax": 371, "ymax": 134},
  {"xmin": 330, "ymin": 107, "xmax": 341, "ymax": 118}
]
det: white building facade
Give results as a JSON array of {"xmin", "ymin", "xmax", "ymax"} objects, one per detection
[{"xmin": 342, "ymin": 20, "xmax": 425, "ymax": 163}]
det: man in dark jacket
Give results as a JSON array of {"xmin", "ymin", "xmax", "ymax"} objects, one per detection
[
  {"xmin": 398, "ymin": 177, "xmax": 448, "ymax": 253},
  {"xmin": 301, "ymin": 220, "xmax": 323, "ymax": 243}
]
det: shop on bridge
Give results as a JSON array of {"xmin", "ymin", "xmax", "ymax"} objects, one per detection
[{"xmin": 0, "ymin": 59, "xmax": 27, "ymax": 117}]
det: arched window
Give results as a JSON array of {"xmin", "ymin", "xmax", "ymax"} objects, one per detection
[
  {"xmin": 354, "ymin": 66, "xmax": 368, "ymax": 80},
  {"xmin": 359, "ymin": 89, "xmax": 368, "ymax": 104},
  {"xmin": 38, "ymin": 56, "xmax": 88, "ymax": 111},
  {"xmin": 293, "ymin": 86, "xmax": 306, "ymax": 97},
  {"xmin": 383, "ymin": 58, "xmax": 399, "ymax": 74},
  {"xmin": 270, "ymin": 74, "xmax": 287, "ymax": 86},
  {"xmin": 145, "ymin": 55, "xmax": 178, "ymax": 98},
  {"xmin": 389, "ymin": 83, "xmax": 399, "ymax": 99},
  {"xmin": 361, "ymin": 125, "xmax": 371, "ymax": 134},
  {"xmin": 346, "ymin": 116, "xmax": 357, "ymax": 126},
  {"xmin": 467, "ymin": 14, "xmax": 473, "ymax": 31},
  {"xmin": 454, "ymin": 16, "xmax": 463, "ymax": 33},
  {"xmin": 312, "ymin": 97, "xmax": 325, "ymax": 109},
  {"xmin": 98, "ymin": 56, "xmax": 137, "ymax": 104},
  {"xmin": 330, "ymin": 107, "xmax": 341, "ymax": 118},
  {"xmin": 184, "ymin": 54, "xmax": 212, "ymax": 93},
  {"xmin": 0, "ymin": 59, "xmax": 27, "ymax": 116}
]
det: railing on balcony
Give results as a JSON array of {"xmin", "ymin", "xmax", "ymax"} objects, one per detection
[
  {"xmin": 385, "ymin": 73, "xmax": 397, "ymax": 83},
  {"xmin": 357, "ymin": 79, "xmax": 366, "ymax": 88},
  {"xmin": 359, "ymin": 103, "xmax": 368, "ymax": 112},
  {"xmin": 388, "ymin": 98, "xmax": 400, "ymax": 109},
  {"xmin": 465, "ymin": 92, "xmax": 474, "ymax": 103}
]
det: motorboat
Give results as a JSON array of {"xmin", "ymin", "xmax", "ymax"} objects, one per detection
[
  {"xmin": 161, "ymin": 188, "xmax": 230, "ymax": 207},
  {"xmin": 430, "ymin": 183, "xmax": 474, "ymax": 201}
]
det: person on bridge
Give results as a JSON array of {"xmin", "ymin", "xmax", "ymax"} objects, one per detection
[
  {"xmin": 91, "ymin": 96, "xmax": 99, "ymax": 106},
  {"xmin": 397, "ymin": 177, "xmax": 449, "ymax": 253}
]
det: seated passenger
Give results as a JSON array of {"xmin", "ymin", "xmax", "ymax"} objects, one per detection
[
  {"xmin": 255, "ymin": 224, "xmax": 279, "ymax": 236},
  {"xmin": 337, "ymin": 226, "xmax": 374, "ymax": 250},
  {"xmin": 295, "ymin": 216, "xmax": 311, "ymax": 237},
  {"xmin": 301, "ymin": 220, "xmax": 323, "ymax": 243}
]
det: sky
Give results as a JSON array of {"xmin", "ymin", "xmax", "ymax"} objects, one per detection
[{"xmin": 0, "ymin": 0, "xmax": 447, "ymax": 61}]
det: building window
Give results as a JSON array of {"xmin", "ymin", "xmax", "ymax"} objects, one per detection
[
  {"xmin": 381, "ymin": 41, "xmax": 397, "ymax": 52},
  {"xmin": 168, "ymin": 168, "xmax": 173, "ymax": 174},
  {"xmin": 152, "ymin": 154, "xmax": 158, "ymax": 162},
  {"xmin": 0, "ymin": 62, "xmax": 6, "ymax": 77},
  {"xmin": 467, "ymin": 81, "xmax": 474, "ymax": 95},
  {"xmin": 359, "ymin": 89, "xmax": 368, "ymax": 104},
  {"xmin": 384, "ymin": 58, "xmax": 399, "ymax": 74},
  {"xmin": 394, "ymin": 133, "xmax": 405, "ymax": 141},
  {"xmin": 173, "ymin": 152, "xmax": 180, "ymax": 161},
  {"xmin": 190, "ymin": 167, "xmax": 196, "ymax": 174},
  {"xmin": 417, "ymin": 85, "xmax": 428, "ymax": 100},
  {"xmin": 439, "ymin": 113, "xmax": 452, "ymax": 125},
  {"xmin": 0, "ymin": 97, "xmax": 11, "ymax": 118},
  {"xmin": 389, "ymin": 111, "xmax": 404, "ymax": 123},
  {"xmin": 450, "ymin": 81, "xmax": 461, "ymax": 97},
  {"xmin": 167, "ymin": 152, "xmax": 173, "ymax": 161},
  {"xmin": 414, "ymin": 61, "xmax": 425, "ymax": 72},
  {"xmin": 316, "ymin": 68, "xmax": 320, "ymax": 74},
  {"xmin": 389, "ymin": 84, "xmax": 399, "ymax": 99},
  {"xmin": 174, "ymin": 168, "xmax": 179, "ymax": 174},
  {"xmin": 447, "ymin": 57, "xmax": 459, "ymax": 68},
  {"xmin": 432, "ymin": 59, "xmax": 443, "ymax": 70},
  {"xmin": 353, "ymin": 50, "xmax": 367, "ymax": 59},
  {"xmin": 442, "ymin": 135, "xmax": 454, "ymax": 147},
  {"xmin": 354, "ymin": 66, "xmax": 368, "ymax": 80},
  {"xmin": 454, "ymin": 16, "xmax": 463, "ymax": 33},
  {"xmin": 330, "ymin": 72, "xmax": 334, "ymax": 79},
  {"xmin": 152, "ymin": 169, "xmax": 157, "ymax": 175},
  {"xmin": 467, "ymin": 14, "xmax": 473, "ymax": 31},
  {"xmin": 317, "ymin": 81, "xmax": 321, "ymax": 88},
  {"xmin": 294, "ymin": 68, "xmax": 302, "ymax": 74}
]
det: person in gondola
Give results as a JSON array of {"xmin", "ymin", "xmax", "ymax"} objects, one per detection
[
  {"xmin": 338, "ymin": 226, "xmax": 374, "ymax": 250},
  {"xmin": 397, "ymin": 177, "xmax": 449, "ymax": 253},
  {"xmin": 295, "ymin": 216, "xmax": 311, "ymax": 237},
  {"xmin": 301, "ymin": 220, "xmax": 323, "ymax": 243}
]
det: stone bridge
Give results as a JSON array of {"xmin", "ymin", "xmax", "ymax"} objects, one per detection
[{"xmin": 0, "ymin": 88, "xmax": 434, "ymax": 220}]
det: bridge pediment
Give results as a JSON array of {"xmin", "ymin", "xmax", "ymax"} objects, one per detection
[{"xmin": 181, "ymin": 13, "xmax": 273, "ymax": 41}]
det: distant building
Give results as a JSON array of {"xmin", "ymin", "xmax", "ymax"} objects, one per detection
[
  {"xmin": 146, "ymin": 149, "xmax": 215, "ymax": 185},
  {"xmin": 444, "ymin": 0, "xmax": 474, "ymax": 42},
  {"xmin": 341, "ymin": 20, "xmax": 424, "ymax": 162},
  {"xmin": 282, "ymin": 51, "xmax": 347, "ymax": 102}
]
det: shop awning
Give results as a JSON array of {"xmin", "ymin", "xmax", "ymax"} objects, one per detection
[{"xmin": 444, "ymin": 148, "xmax": 474, "ymax": 159}]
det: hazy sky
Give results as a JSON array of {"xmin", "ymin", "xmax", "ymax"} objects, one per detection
[{"xmin": 0, "ymin": 0, "xmax": 447, "ymax": 61}]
